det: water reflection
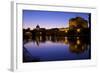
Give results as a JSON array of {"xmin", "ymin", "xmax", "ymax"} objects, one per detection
[
  {"xmin": 23, "ymin": 36, "xmax": 91, "ymax": 62},
  {"xmin": 67, "ymin": 37, "xmax": 90, "ymax": 54}
]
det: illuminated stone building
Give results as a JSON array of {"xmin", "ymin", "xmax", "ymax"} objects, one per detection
[{"xmin": 69, "ymin": 17, "xmax": 88, "ymax": 29}]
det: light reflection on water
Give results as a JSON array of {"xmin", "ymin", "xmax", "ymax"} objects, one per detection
[{"xmin": 23, "ymin": 36, "xmax": 91, "ymax": 62}]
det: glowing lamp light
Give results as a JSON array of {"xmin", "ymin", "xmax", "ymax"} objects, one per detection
[
  {"xmin": 77, "ymin": 28, "xmax": 81, "ymax": 32},
  {"xmin": 77, "ymin": 40, "xmax": 80, "ymax": 45},
  {"xmin": 65, "ymin": 30, "xmax": 68, "ymax": 33}
]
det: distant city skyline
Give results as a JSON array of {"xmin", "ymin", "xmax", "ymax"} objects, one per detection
[{"xmin": 23, "ymin": 10, "xmax": 90, "ymax": 29}]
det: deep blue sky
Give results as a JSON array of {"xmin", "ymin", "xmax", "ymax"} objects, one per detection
[{"xmin": 23, "ymin": 10, "xmax": 90, "ymax": 29}]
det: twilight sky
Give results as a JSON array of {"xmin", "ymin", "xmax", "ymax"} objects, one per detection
[{"xmin": 23, "ymin": 10, "xmax": 90, "ymax": 29}]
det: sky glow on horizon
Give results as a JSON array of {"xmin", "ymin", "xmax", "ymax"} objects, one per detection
[{"xmin": 23, "ymin": 10, "xmax": 90, "ymax": 29}]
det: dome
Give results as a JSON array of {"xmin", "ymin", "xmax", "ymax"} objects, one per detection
[{"xmin": 36, "ymin": 24, "xmax": 40, "ymax": 28}]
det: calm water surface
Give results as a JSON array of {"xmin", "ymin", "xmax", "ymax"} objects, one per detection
[{"xmin": 23, "ymin": 36, "xmax": 91, "ymax": 62}]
